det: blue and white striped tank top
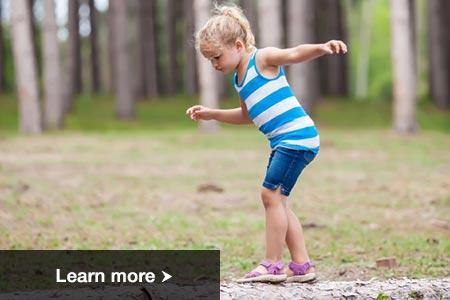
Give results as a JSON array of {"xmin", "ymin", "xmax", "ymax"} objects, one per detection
[{"xmin": 233, "ymin": 49, "xmax": 320, "ymax": 154}]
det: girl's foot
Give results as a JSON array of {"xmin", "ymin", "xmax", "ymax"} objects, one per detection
[
  {"xmin": 285, "ymin": 261, "xmax": 317, "ymax": 283},
  {"xmin": 235, "ymin": 259, "xmax": 287, "ymax": 283}
]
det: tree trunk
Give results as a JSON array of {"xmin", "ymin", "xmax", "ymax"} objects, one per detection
[
  {"xmin": 166, "ymin": 0, "xmax": 178, "ymax": 95},
  {"xmin": 408, "ymin": 0, "xmax": 417, "ymax": 73},
  {"xmin": 10, "ymin": 0, "xmax": 42, "ymax": 134},
  {"xmin": 110, "ymin": 0, "xmax": 135, "ymax": 119},
  {"xmin": 89, "ymin": 0, "xmax": 100, "ymax": 93},
  {"xmin": 195, "ymin": 0, "xmax": 227, "ymax": 100},
  {"xmin": 128, "ymin": 0, "xmax": 143, "ymax": 99},
  {"xmin": 194, "ymin": 0, "xmax": 219, "ymax": 132},
  {"xmin": 108, "ymin": 3, "xmax": 116, "ymax": 94},
  {"xmin": 27, "ymin": 0, "xmax": 41, "ymax": 79},
  {"xmin": 287, "ymin": 0, "xmax": 320, "ymax": 115},
  {"xmin": 428, "ymin": 0, "xmax": 450, "ymax": 109},
  {"xmin": 184, "ymin": 0, "xmax": 198, "ymax": 95},
  {"xmin": 66, "ymin": 0, "xmax": 81, "ymax": 112},
  {"xmin": 139, "ymin": 0, "xmax": 159, "ymax": 98},
  {"xmin": 355, "ymin": 0, "xmax": 374, "ymax": 99},
  {"xmin": 389, "ymin": 0, "xmax": 417, "ymax": 133},
  {"xmin": 240, "ymin": 0, "xmax": 259, "ymax": 43},
  {"xmin": 258, "ymin": 0, "xmax": 283, "ymax": 47},
  {"xmin": 318, "ymin": 0, "xmax": 349, "ymax": 96},
  {"xmin": 134, "ymin": 0, "xmax": 145, "ymax": 99},
  {"xmin": 281, "ymin": 0, "xmax": 289, "ymax": 48},
  {"xmin": 42, "ymin": 0, "xmax": 63, "ymax": 129},
  {"xmin": 0, "ymin": 2, "xmax": 5, "ymax": 93}
]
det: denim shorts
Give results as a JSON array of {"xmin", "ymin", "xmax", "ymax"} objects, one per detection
[{"xmin": 262, "ymin": 147, "xmax": 317, "ymax": 196}]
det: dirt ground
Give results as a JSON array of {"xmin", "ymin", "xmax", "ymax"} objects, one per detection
[{"xmin": 0, "ymin": 129, "xmax": 449, "ymax": 281}]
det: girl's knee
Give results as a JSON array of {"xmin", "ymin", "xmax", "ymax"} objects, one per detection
[{"xmin": 261, "ymin": 187, "xmax": 281, "ymax": 208}]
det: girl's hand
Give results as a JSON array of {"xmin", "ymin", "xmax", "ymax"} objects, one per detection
[
  {"xmin": 321, "ymin": 40, "xmax": 347, "ymax": 55},
  {"xmin": 186, "ymin": 105, "xmax": 215, "ymax": 121}
]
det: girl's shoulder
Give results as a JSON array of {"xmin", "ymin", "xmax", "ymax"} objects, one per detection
[
  {"xmin": 255, "ymin": 47, "xmax": 279, "ymax": 62},
  {"xmin": 254, "ymin": 47, "xmax": 283, "ymax": 79}
]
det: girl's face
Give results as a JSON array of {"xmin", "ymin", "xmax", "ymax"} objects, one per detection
[{"xmin": 207, "ymin": 40, "xmax": 245, "ymax": 74}]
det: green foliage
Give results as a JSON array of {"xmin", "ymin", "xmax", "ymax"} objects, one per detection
[
  {"xmin": 376, "ymin": 292, "xmax": 391, "ymax": 300},
  {"xmin": 367, "ymin": 0, "xmax": 393, "ymax": 100},
  {"xmin": 2, "ymin": 25, "xmax": 17, "ymax": 93},
  {"xmin": 0, "ymin": 94, "xmax": 16, "ymax": 132},
  {"xmin": 347, "ymin": 0, "xmax": 431, "ymax": 100}
]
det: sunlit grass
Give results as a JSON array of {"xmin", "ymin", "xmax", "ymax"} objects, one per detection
[
  {"xmin": 0, "ymin": 126, "xmax": 448, "ymax": 280},
  {"xmin": 1, "ymin": 93, "xmax": 448, "ymax": 134}
]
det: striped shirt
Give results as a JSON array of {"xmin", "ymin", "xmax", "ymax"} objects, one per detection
[{"xmin": 233, "ymin": 49, "xmax": 320, "ymax": 153}]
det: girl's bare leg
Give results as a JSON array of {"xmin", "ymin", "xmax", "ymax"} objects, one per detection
[
  {"xmin": 280, "ymin": 195, "xmax": 315, "ymax": 275},
  {"xmin": 248, "ymin": 187, "xmax": 288, "ymax": 274}
]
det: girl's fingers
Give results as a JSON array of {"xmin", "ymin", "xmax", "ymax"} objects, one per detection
[
  {"xmin": 192, "ymin": 106, "xmax": 202, "ymax": 113},
  {"xmin": 335, "ymin": 41, "xmax": 341, "ymax": 53},
  {"xmin": 330, "ymin": 43, "xmax": 336, "ymax": 53},
  {"xmin": 328, "ymin": 40, "xmax": 347, "ymax": 54},
  {"xmin": 337, "ymin": 41, "xmax": 347, "ymax": 53},
  {"xmin": 192, "ymin": 110, "xmax": 203, "ymax": 120},
  {"xmin": 186, "ymin": 105, "xmax": 203, "ymax": 116},
  {"xmin": 337, "ymin": 42, "xmax": 343, "ymax": 53},
  {"xmin": 330, "ymin": 41, "xmax": 338, "ymax": 53}
]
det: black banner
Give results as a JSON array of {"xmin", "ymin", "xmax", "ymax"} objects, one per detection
[{"xmin": 0, "ymin": 250, "xmax": 219, "ymax": 300}]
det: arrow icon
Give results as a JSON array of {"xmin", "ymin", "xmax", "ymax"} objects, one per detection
[{"xmin": 161, "ymin": 271, "xmax": 172, "ymax": 282}]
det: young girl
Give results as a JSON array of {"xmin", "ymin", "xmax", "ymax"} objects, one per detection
[{"xmin": 186, "ymin": 4, "xmax": 347, "ymax": 283}]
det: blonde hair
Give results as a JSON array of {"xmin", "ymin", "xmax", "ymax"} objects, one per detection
[{"xmin": 195, "ymin": 3, "xmax": 255, "ymax": 58}]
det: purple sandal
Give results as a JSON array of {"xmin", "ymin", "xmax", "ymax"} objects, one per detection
[
  {"xmin": 285, "ymin": 261, "xmax": 317, "ymax": 283},
  {"xmin": 236, "ymin": 259, "xmax": 287, "ymax": 283}
]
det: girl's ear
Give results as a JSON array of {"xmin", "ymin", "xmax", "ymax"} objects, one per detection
[{"xmin": 235, "ymin": 39, "xmax": 244, "ymax": 51}]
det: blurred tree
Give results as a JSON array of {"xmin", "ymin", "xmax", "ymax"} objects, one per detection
[
  {"xmin": 110, "ymin": 0, "xmax": 135, "ymax": 119},
  {"xmin": 214, "ymin": 0, "xmax": 229, "ymax": 101},
  {"xmin": 0, "ymin": 1, "xmax": 5, "ymax": 93},
  {"xmin": 355, "ymin": 0, "xmax": 374, "ymax": 99},
  {"xmin": 287, "ymin": 0, "xmax": 320, "ymax": 114},
  {"xmin": 11, "ymin": 0, "xmax": 42, "ymax": 134},
  {"xmin": 27, "ymin": 0, "xmax": 41, "ymax": 78},
  {"xmin": 66, "ymin": 0, "xmax": 81, "ymax": 113},
  {"xmin": 317, "ymin": 0, "xmax": 349, "ymax": 97},
  {"xmin": 258, "ymin": 0, "xmax": 282, "ymax": 47},
  {"xmin": 129, "ymin": 0, "xmax": 144, "ymax": 99},
  {"xmin": 42, "ymin": 0, "xmax": 63, "ymax": 129},
  {"xmin": 390, "ymin": 0, "xmax": 417, "ymax": 132},
  {"xmin": 184, "ymin": 0, "xmax": 198, "ymax": 95},
  {"xmin": 166, "ymin": 0, "xmax": 179, "ymax": 94},
  {"xmin": 89, "ymin": 0, "xmax": 101, "ymax": 93},
  {"xmin": 138, "ymin": 0, "xmax": 159, "ymax": 98},
  {"xmin": 281, "ymin": 0, "xmax": 289, "ymax": 48},
  {"xmin": 108, "ymin": 1, "xmax": 116, "ymax": 94},
  {"xmin": 194, "ymin": 0, "xmax": 219, "ymax": 132},
  {"xmin": 428, "ymin": 0, "xmax": 449, "ymax": 109},
  {"xmin": 240, "ymin": 0, "xmax": 259, "ymax": 44}
]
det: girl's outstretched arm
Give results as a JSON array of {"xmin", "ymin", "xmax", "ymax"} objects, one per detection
[
  {"xmin": 259, "ymin": 40, "xmax": 347, "ymax": 67},
  {"xmin": 186, "ymin": 100, "xmax": 252, "ymax": 125}
]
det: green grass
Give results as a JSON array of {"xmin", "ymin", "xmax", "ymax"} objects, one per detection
[
  {"xmin": 0, "ymin": 94, "xmax": 449, "ymax": 281},
  {"xmin": 0, "ymin": 93, "xmax": 448, "ymax": 134}
]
